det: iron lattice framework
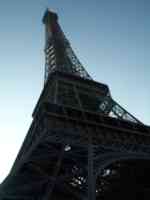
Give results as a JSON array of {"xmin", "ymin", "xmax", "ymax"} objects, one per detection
[
  {"xmin": 0, "ymin": 9, "xmax": 150, "ymax": 200},
  {"xmin": 43, "ymin": 10, "xmax": 92, "ymax": 83},
  {"xmin": 43, "ymin": 10, "xmax": 141, "ymax": 125}
]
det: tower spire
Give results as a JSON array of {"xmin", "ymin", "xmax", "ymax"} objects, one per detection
[{"xmin": 43, "ymin": 9, "xmax": 92, "ymax": 83}]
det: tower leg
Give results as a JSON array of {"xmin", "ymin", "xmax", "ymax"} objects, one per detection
[{"xmin": 43, "ymin": 145, "xmax": 64, "ymax": 200}]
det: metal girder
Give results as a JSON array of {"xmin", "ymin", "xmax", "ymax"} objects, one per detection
[{"xmin": 99, "ymin": 94, "xmax": 142, "ymax": 124}]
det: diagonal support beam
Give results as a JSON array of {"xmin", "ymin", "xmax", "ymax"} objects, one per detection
[{"xmin": 88, "ymin": 135, "xmax": 96, "ymax": 200}]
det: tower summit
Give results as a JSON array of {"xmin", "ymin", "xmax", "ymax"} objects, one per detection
[{"xmin": 0, "ymin": 9, "xmax": 150, "ymax": 200}]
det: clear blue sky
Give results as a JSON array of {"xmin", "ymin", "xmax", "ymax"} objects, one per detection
[{"xmin": 0, "ymin": 0, "xmax": 149, "ymax": 182}]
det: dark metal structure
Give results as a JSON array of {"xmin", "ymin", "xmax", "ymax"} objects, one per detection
[{"xmin": 0, "ymin": 9, "xmax": 150, "ymax": 200}]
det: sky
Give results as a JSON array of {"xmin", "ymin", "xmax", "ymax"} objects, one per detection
[{"xmin": 0, "ymin": 0, "xmax": 150, "ymax": 183}]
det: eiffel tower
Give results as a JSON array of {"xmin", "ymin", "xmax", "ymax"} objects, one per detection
[{"xmin": 0, "ymin": 9, "xmax": 150, "ymax": 200}]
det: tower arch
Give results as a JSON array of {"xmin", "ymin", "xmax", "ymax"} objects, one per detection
[{"xmin": 96, "ymin": 152, "xmax": 150, "ymax": 200}]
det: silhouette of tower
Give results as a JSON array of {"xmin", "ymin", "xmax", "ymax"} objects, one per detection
[{"xmin": 0, "ymin": 9, "xmax": 150, "ymax": 200}]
